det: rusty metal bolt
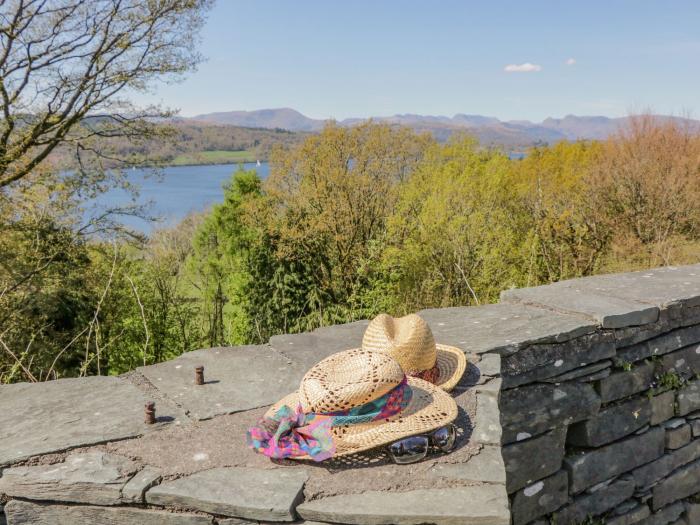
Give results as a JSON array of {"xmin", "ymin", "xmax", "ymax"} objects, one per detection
[
  {"xmin": 195, "ymin": 366, "xmax": 204, "ymax": 385},
  {"xmin": 145, "ymin": 401, "xmax": 156, "ymax": 424}
]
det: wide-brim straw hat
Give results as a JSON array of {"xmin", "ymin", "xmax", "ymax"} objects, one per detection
[
  {"xmin": 361, "ymin": 313, "xmax": 467, "ymax": 392},
  {"xmin": 266, "ymin": 348, "xmax": 458, "ymax": 458}
]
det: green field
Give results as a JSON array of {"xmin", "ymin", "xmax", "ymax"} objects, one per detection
[{"xmin": 170, "ymin": 150, "xmax": 257, "ymax": 166}]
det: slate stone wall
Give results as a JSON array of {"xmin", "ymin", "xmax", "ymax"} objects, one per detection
[
  {"xmin": 499, "ymin": 266, "xmax": 700, "ymax": 525},
  {"xmin": 2, "ymin": 263, "xmax": 700, "ymax": 525}
]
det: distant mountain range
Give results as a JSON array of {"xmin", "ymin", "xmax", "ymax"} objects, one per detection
[{"xmin": 189, "ymin": 108, "xmax": 699, "ymax": 148}]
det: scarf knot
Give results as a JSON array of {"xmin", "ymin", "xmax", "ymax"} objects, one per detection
[{"xmin": 246, "ymin": 376, "xmax": 412, "ymax": 461}]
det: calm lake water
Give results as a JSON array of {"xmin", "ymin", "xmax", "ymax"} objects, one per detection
[
  {"xmin": 97, "ymin": 152, "xmax": 525, "ymax": 234},
  {"xmin": 94, "ymin": 162, "xmax": 269, "ymax": 233}
]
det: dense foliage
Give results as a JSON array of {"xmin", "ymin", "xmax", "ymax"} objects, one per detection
[{"xmin": 2, "ymin": 118, "xmax": 700, "ymax": 383}]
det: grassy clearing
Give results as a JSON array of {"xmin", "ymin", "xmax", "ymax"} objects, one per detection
[{"xmin": 170, "ymin": 150, "xmax": 257, "ymax": 166}]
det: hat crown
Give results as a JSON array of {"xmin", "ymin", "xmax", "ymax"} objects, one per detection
[
  {"xmin": 299, "ymin": 349, "xmax": 404, "ymax": 414},
  {"xmin": 362, "ymin": 314, "xmax": 437, "ymax": 373}
]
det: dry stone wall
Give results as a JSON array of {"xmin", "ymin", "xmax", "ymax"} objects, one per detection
[
  {"xmin": 1, "ymin": 264, "xmax": 700, "ymax": 525},
  {"xmin": 499, "ymin": 264, "xmax": 700, "ymax": 525}
]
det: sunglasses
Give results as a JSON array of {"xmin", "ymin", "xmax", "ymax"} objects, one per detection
[{"xmin": 387, "ymin": 424, "xmax": 457, "ymax": 464}]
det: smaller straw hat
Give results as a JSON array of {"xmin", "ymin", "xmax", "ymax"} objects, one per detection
[
  {"xmin": 362, "ymin": 314, "xmax": 467, "ymax": 392},
  {"xmin": 259, "ymin": 349, "xmax": 458, "ymax": 459}
]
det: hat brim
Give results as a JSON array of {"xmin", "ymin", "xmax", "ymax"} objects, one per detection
[
  {"xmin": 435, "ymin": 343, "xmax": 468, "ymax": 392},
  {"xmin": 265, "ymin": 377, "xmax": 458, "ymax": 459}
]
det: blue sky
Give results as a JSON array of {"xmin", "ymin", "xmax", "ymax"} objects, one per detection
[{"xmin": 136, "ymin": 0, "xmax": 700, "ymax": 122}]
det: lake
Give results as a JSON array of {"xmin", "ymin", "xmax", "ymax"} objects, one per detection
[
  {"xmin": 94, "ymin": 162, "xmax": 269, "ymax": 233},
  {"xmin": 96, "ymin": 152, "xmax": 526, "ymax": 234}
]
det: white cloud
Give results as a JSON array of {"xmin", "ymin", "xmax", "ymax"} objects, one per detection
[
  {"xmin": 565, "ymin": 58, "xmax": 576, "ymax": 66},
  {"xmin": 504, "ymin": 62, "xmax": 542, "ymax": 73}
]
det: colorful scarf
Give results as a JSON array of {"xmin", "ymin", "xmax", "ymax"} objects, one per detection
[{"xmin": 246, "ymin": 377, "xmax": 412, "ymax": 462}]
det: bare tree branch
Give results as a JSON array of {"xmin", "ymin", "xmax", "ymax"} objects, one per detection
[{"xmin": 0, "ymin": 0, "xmax": 213, "ymax": 188}]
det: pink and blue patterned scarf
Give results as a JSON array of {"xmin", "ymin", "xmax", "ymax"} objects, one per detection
[{"xmin": 246, "ymin": 376, "xmax": 412, "ymax": 462}]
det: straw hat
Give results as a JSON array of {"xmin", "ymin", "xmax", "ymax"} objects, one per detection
[
  {"xmin": 265, "ymin": 348, "xmax": 458, "ymax": 458},
  {"xmin": 361, "ymin": 313, "xmax": 467, "ymax": 392}
]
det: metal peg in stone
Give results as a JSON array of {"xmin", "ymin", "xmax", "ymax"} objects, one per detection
[
  {"xmin": 145, "ymin": 401, "xmax": 156, "ymax": 424},
  {"xmin": 195, "ymin": 366, "xmax": 204, "ymax": 385}
]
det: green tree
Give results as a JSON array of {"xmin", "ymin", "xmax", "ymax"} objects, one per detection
[
  {"xmin": 189, "ymin": 169, "xmax": 265, "ymax": 345},
  {"xmin": 261, "ymin": 122, "xmax": 433, "ymax": 327},
  {"xmin": 0, "ymin": 0, "xmax": 213, "ymax": 383},
  {"xmin": 513, "ymin": 140, "xmax": 610, "ymax": 283},
  {"xmin": 384, "ymin": 136, "xmax": 526, "ymax": 310}
]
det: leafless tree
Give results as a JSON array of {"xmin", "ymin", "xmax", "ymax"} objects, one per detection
[{"xmin": 0, "ymin": 0, "xmax": 213, "ymax": 188}]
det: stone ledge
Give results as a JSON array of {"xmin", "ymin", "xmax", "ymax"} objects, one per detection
[
  {"xmin": 3, "ymin": 500, "xmax": 213, "ymax": 525},
  {"xmin": 0, "ymin": 376, "xmax": 166, "ymax": 466},
  {"xmin": 296, "ymin": 486, "xmax": 510, "ymax": 525},
  {"xmin": 144, "ymin": 467, "xmax": 309, "ymax": 522},
  {"xmin": 137, "ymin": 345, "xmax": 307, "ymax": 421},
  {"xmin": 269, "ymin": 320, "xmax": 369, "ymax": 370},
  {"xmin": 472, "ymin": 378, "xmax": 502, "ymax": 445},
  {"xmin": 4, "ymin": 263, "xmax": 700, "ymax": 525},
  {"xmin": 0, "ymin": 452, "xmax": 137, "ymax": 505},
  {"xmin": 502, "ymin": 264, "xmax": 700, "ymax": 328},
  {"xmin": 419, "ymin": 303, "xmax": 596, "ymax": 356},
  {"xmin": 121, "ymin": 466, "xmax": 162, "ymax": 503},
  {"xmin": 429, "ymin": 445, "xmax": 506, "ymax": 484},
  {"xmin": 502, "ymin": 283, "xmax": 659, "ymax": 329}
]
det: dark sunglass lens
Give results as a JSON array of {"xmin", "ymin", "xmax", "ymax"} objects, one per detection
[
  {"xmin": 432, "ymin": 425, "xmax": 457, "ymax": 452},
  {"xmin": 389, "ymin": 436, "xmax": 429, "ymax": 464}
]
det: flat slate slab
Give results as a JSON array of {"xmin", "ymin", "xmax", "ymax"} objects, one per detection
[
  {"xmin": 3, "ymin": 500, "xmax": 213, "ymax": 525},
  {"xmin": 138, "ymin": 345, "xmax": 307, "ymax": 420},
  {"xmin": 502, "ymin": 281, "xmax": 659, "ymax": 329},
  {"xmin": 121, "ymin": 466, "xmax": 162, "ymax": 503},
  {"xmin": 429, "ymin": 445, "xmax": 506, "ymax": 484},
  {"xmin": 473, "ymin": 378, "xmax": 503, "ymax": 445},
  {"xmin": 0, "ymin": 376, "xmax": 159, "ymax": 466},
  {"xmin": 145, "ymin": 467, "xmax": 308, "ymax": 521},
  {"xmin": 296, "ymin": 485, "xmax": 510, "ymax": 525},
  {"xmin": 502, "ymin": 264, "xmax": 700, "ymax": 328},
  {"xmin": 269, "ymin": 320, "xmax": 369, "ymax": 370},
  {"xmin": 0, "ymin": 452, "xmax": 137, "ymax": 505},
  {"xmin": 419, "ymin": 303, "xmax": 596, "ymax": 356},
  {"xmin": 581, "ymin": 264, "xmax": 700, "ymax": 308}
]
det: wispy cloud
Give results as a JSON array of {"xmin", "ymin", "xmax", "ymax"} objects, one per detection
[
  {"xmin": 504, "ymin": 62, "xmax": 542, "ymax": 73},
  {"xmin": 565, "ymin": 58, "xmax": 576, "ymax": 66}
]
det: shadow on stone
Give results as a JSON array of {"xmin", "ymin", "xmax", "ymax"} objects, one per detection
[
  {"xmin": 275, "ymin": 406, "xmax": 474, "ymax": 472},
  {"xmin": 458, "ymin": 361, "xmax": 482, "ymax": 390}
]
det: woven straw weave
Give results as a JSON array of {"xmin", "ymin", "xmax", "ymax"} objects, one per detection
[
  {"xmin": 267, "ymin": 348, "xmax": 458, "ymax": 458},
  {"xmin": 361, "ymin": 313, "xmax": 467, "ymax": 392},
  {"xmin": 299, "ymin": 349, "xmax": 403, "ymax": 413}
]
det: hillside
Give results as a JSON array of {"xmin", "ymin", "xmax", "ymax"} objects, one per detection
[
  {"xmin": 188, "ymin": 108, "xmax": 700, "ymax": 148},
  {"xmin": 52, "ymin": 121, "xmax": 310, "ymax": 168},
  {"xmin": 191, "ymin": 108, "xmax": 326, "ymax": 132}
]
